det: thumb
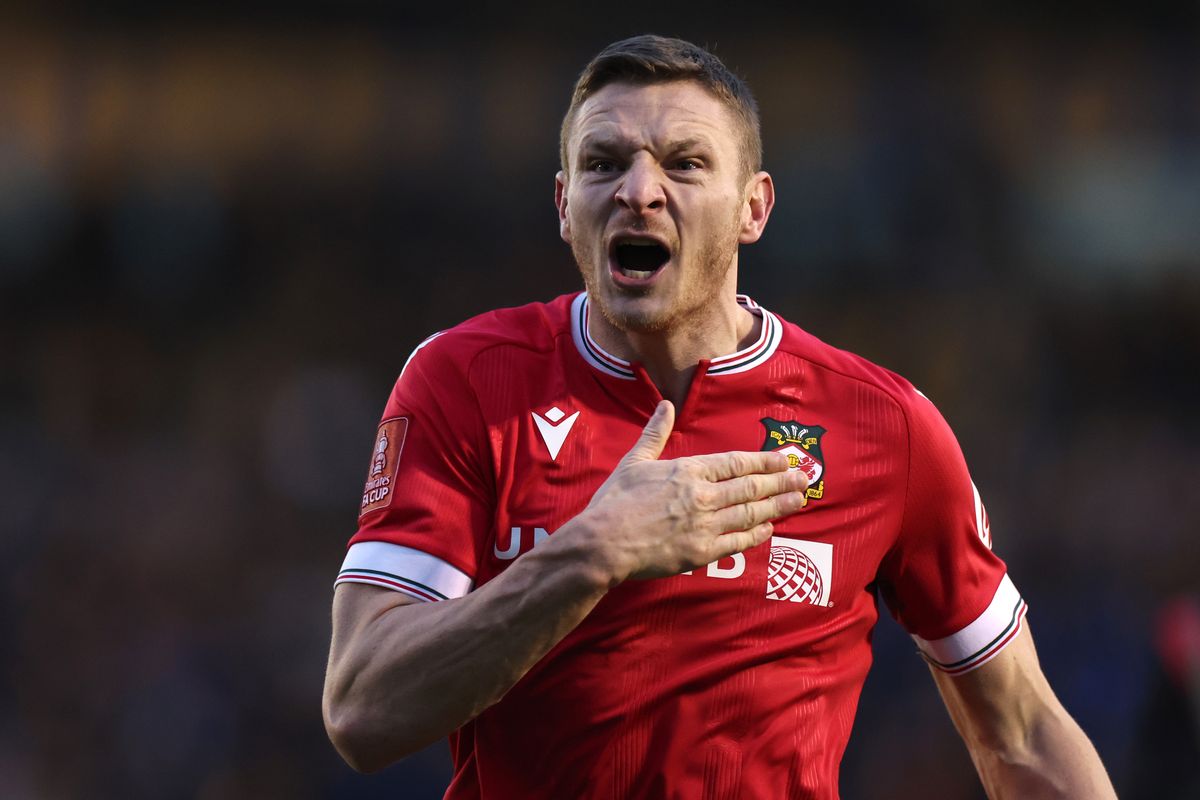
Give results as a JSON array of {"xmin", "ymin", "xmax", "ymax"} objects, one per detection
[{"xmin": 623, "ymin": 400, "xmax": 675, "ymax": 463}]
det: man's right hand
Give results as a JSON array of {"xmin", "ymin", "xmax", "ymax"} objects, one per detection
[{"xmin": 577, "ymin": 400, "xmax": 810, "ymax": 583}]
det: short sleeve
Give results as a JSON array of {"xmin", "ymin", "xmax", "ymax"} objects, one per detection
[
  {"xmin": 334, "ymin": 332, "xmax": 494, "ymax": 602},
  {"xmin": 877, "ymin": 389, "xmax": 1027, "ymax": 675}
]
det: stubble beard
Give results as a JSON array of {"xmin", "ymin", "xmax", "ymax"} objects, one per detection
[{"xmin": 572, "ymin": 213, "xmax": 742, "ymax": 337}]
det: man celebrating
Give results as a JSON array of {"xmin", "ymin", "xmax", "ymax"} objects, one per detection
[{"xmin": 323, "ymin": 35, "xmax": 1115, "ymax": 798}]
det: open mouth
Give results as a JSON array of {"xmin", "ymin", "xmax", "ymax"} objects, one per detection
[{"xmin": 612, "ymin": 240, "xmax": 670, "ymax": 280}]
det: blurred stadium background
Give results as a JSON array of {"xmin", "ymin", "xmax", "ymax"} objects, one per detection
[{"xmin": 2, "ymin": 5, "xmax": 1197, "ymax": 798}]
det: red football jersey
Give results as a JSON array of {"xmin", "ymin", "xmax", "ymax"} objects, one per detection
[{"xmin": 338, "ymin": 292, "xmax": 1026, "ymax": 799}]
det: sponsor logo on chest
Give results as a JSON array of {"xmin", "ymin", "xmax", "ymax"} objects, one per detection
[
  {"xmin": 683, "ymin": 537, "xmax": 834, "ymax": 607},
  {"xmin": 764, "ymin": 536, "xmax": 834, "ymax": 606},
  {"xmin": 495, "ymin": 525, "xmax": 835, "ymax": 607}
]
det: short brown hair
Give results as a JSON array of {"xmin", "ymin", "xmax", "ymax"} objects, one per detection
[{"xmin": 560, "ymin": 35, "xmax": 762, "ymax": 179}]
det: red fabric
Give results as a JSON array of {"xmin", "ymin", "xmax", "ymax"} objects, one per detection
[{"xmin": 348, "ymin": 292, "xmax": 1009, "ymax": 799}]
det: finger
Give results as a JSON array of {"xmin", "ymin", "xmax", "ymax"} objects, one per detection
[
  {"xmin": 691, "ymin": 449, "xmax": 790, "ymax": 481},
  {"xmin": 712, "ymin": 469, "xmax": 809, "ymax": 509},
  {"xmin": 621, "ymin": 400, "xmax": 675, "ymax": 463},
  {"xmin": 712, "ymin": 491, "xmax": 807, "ymax": 532},
  {"xmin": 710, "ymin": 521, "xmax": 775, "ymax": 561}
]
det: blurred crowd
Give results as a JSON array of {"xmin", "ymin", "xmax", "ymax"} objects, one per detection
[{"xmin": 2, "ymin": 10, "xmax": 1198, "ymax": 799}]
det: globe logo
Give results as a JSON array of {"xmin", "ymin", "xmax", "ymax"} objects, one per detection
[{"xmin": 766, "ymin": 545, "xmax": 824, "ymax": 604}]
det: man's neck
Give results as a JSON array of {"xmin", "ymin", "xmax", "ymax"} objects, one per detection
[{"xmin": 589, "ymin": 295, "xmax": 760, "ymax": 409}]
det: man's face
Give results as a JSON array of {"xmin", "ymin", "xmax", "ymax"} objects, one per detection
[{"xmin": 556, "ymin": 80, "xmax": 769, "ymax": 334}]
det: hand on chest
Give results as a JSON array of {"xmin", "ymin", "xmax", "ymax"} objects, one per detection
[{"xmin": 485, "ymin": 394, "xmax": 886, "ymax": 614}]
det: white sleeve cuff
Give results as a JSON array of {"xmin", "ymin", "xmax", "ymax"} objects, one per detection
[
  {"xmin": 335, "ymin": 541, "xmax": 473, "ymax": 602},
  {"xmin": 912, "ymin": 573, "xmax": 1028, "ymax": 675}
]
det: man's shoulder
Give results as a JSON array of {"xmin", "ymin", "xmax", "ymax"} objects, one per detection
[
  {"xmin": 772, "ymin": 311, "xmax": 925, "ymax": 411},
  {"xmin": 404, "ymin": 293, "xmax": 578, "ymax": 372}
]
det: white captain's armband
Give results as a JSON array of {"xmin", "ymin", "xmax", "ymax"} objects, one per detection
[
  {"xmin": 913, "ymin": 574, "xmax": 1027, "ymax": 675},
  {"xmin": 336, "ymin": 541, "xmax": 473, "ymax": 603}
]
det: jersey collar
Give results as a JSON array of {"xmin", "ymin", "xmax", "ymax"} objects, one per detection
[{"xmin": 570, "ymin": 292, "xmax": 782, "ymax": 380}]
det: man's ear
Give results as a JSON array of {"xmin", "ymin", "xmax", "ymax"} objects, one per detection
[
  {"xmin": 555, "ymin": 171, "xmax": 571, "ymax": 244},
  {"xmin": 738, "ymin": 171, "xmax": 775, "ymax": 245}
]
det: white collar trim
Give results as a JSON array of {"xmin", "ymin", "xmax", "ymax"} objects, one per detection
[{"xmin": 570, "ymin": 293, "xmax": 782, "ymax": 379}]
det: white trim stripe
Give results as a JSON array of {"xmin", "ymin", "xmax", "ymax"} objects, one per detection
[
  {"xmin": 399, "ymin": 331, "xmax": 448, "ymax": 380},
  {"xmin": 706, "ymin": 308, "xmax": 781, "ymax": 375},
  {"xmin": 971, "ymin": 481, "xmax": 992, "ymax": 549},
  {"xmin": 571, "ymin": 293, "xmax": 635, "ymax": 379},
  {"xmin": 735, "ymin": 293, "xmax": 759, "ymax": 309},
  {"xmin": 570, "ymin": 292, "xmax": 782, "ymax": 378},
  {"xmin": 913, "ymin": 573, "xmax": 1027, "ymax": 675},
  {"xmin": 335, "ymin": 541, "xmax": 474, "ymax": 602}
]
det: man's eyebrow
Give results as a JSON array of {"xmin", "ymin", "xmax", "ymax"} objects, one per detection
[
  {"xmin": 577, "ymin": 135, "xmax": 714, "ymax": 154},
  {"xmin": 665, "ymin": 138, "xmax": 712, "ymax": 153},
  {"xmin": 577, "ymin": 133, "xmax": 628, "ymax": 152}
]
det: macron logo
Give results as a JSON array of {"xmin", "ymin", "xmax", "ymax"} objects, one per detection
[{"xmin": 532, "ymin": 406, "xmax": 579, "ymax": 461}]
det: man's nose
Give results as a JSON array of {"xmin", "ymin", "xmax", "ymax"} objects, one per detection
[{"xmin": 614, "ymin": 158, "xmax": 666, "ymax": 214}]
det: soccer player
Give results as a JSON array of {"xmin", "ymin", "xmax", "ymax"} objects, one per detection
[{"xmin": 323, "ymin": 35, "xmax": 1116, "ymax": 798}]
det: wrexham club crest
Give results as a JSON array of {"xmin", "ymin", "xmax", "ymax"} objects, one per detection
[{"xmin": 760, "ymin": 418, "xmax": 827, "ymax": 501}]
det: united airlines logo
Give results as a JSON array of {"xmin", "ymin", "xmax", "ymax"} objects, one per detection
[{"xmin": 765, "ymin": 536, "xmax": 833, "ymax": 607}]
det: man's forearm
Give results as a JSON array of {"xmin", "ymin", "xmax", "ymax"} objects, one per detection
[
  {"xmin": 931, "ymin": 629, "xmax": 1116, "ymax": 800},
  {"xmin": 323, "ymin": 518, "xmax": 619, "ymax": 772},
  {"xmin": 970, "ymin": 703, "xmax": 1116, "ymax": 800}
]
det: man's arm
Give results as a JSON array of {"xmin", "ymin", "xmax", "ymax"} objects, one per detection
[
  {"xmin": 322, "ymin": 400, "xmax": 809, "ymax": 772},
  {"xmin": 931, "ymin": 623, "xmax": 1116, "ymax": 799},
  {"xmin": 324, "ymin": 544, "xmax": 611, "ymax": 772}
]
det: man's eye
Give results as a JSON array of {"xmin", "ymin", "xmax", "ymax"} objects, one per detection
[
  {"xmin": 675, "ymin": 159, "xmax": 701, "ymax": 171},
  {"xmin": 589, "ymin": 160, "xmax": 617, "ymax": 173}
]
